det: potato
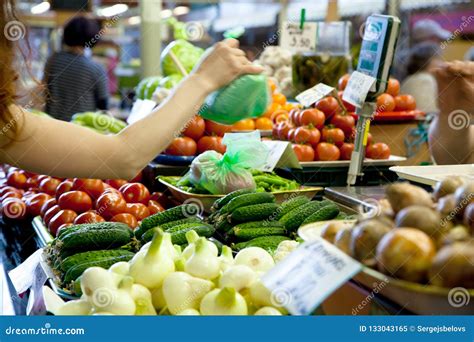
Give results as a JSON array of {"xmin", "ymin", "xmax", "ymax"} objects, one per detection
[
  {"xmin": 463, "ymin": 202, "xmax": 474, "ymax": 233},
  {"xmin": 433, "ymin": 176, "xmax": 465, "ymax": 200},
  {"xmin": 395, "ymin": 205, "xmax": 447, "ymax": 238},
  {"xmin": 437, "ymin": 225, "xmax": 470, "ymax": 247},
  {"xmin": 350, "ymin": 219, "xmax": 392, "ymax": 264},
  {"xmin": 436, "ymin": 194, "xmax": 456, "ymax": 217},
  {"xmin": 333, "ymin": 227, "xmax": 352, "ymax": 255},
  {"xmin": 385, "ymin": 183, "xmax": 433, "ymax": 213},
  {"xmin": 376, "ymin": 228, "xmax": 436, "ymax": 283},
  {"xmin": 429, "ymin": 240, "xmax": 474, "ymax": 288},
  {"xmin": 453, "ymin": 182, "xmax": 474, "ymax": 217},
  {"xmin": 321, "ymin": 221, "xmax": 353, "ymax": 244}
]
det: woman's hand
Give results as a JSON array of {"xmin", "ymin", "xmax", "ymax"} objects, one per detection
[{"xmin": 193, "ymin": 38, "xmax": 263, "ymax": 92}]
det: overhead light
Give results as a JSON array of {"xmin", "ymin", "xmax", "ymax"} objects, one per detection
[
  {"xmin": 173, "ymin": 6, "xmax": 190, "ymax": 16},
  {"xmin": 31, "ymin": 1, "xmax": 50, "ymax": 14},
  {"xmin": 161, "ymin": 9, "xmax": 172, "ymax": 19},
  {"xmin": 98, "ymin": 4, "xmax": 129, "ymax": 17},
  {"xmin": 128, "ymin": 16, "xmax": 141, "ymax": 26}
]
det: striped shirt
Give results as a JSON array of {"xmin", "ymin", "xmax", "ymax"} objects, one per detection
[{"xmin": 44, "ymin": 51, "xmax": 109, "ymax": 121}]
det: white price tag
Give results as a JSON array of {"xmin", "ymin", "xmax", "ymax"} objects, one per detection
[
  {"xmin": 259, "ymin": 141, "xmax": 298, "ymax": 172},
  {"xmin": 262, "ymin": 237, "xmax": 362, "ymax": 315},
  {"xmin": 8, "ymin": 249, "xmax": 43, "ymax": 294},
  {"xmin": 127, "ymin": 99, "xmax": 157, "ymax": 125},
  {"xmin": 342, "ymin": 71, "xmax": 376, "ymax": 108},
  {"xmin": 280, "ymin": 22, "xmax": 317, "ymax": 53},
  {"xmin": 296, "ymin": 83, "xmax": 335, "ymax": 108}
]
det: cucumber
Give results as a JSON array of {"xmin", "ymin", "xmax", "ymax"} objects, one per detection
[
  {"xmin": 233, "ymin": 236, "xmax": 290, "ymax": 254},
  {"xmin": 57, "ymin": 222, "xmax": 131, "ymax": 240},
  {"xmin": 209, "ymin": 238, "xmax": 224, "ymax": 254},
  {"xmin": 276, "ymin": 196, "xmax": 310, "ymax": 220},
  {"xmin": 169, "ymin": 225, "xmax": 215, "ymax": 245},
  {"xmin": 219, "ymin": 192, "xmax": 275, "ymax": 215},
  {"xmin": 211, "ymin": 188, "xmax": 255, "ymax": 212},
  {"xmin": 137, "ymin": 204, "xmax": 198, "ymax": 237},
  {"xmin": 59, "ymin": 226, "xmax": 133, "ymax": 253},
  {"xmin": 215, "ymin": 217, "xmax": 234, "ymax": 233},
  {"xmin": 62, "ymin": 252, "xmax": 134, "ymax": 284},
  {"xmin": 279, "ymin": 201, "xmax": 325, "ymax": 231},
  {"xmin": 301, "ymin": 204, "xmax": 340, "ymax": 225},
  {"xmin": 232, "ymin": 220, "xmax": 285, "ymax": 230},
  {"xmin": 232, "ymin": 226, "xmax": 287, "ymax": 241},
  {"xmin": 141, "ymin": 221, "xmax": 204, "ymax": 242},
  {"xmin": 159, "ymin": 217, "xmax": 203, "ymax": 232},
  {"xmin": 59, "ymin": 249, "xmax": 134, "ymax": 273},
  {"xmin": 230, "ymin": 203, "xmax": 280, "ymax": 223}
]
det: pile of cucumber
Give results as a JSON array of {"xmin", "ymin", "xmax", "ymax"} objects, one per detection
[
  {"xmin": 46, "ymin": 222, "xmax": 135, "ymax": 287},
  {"xmin": 207, "ymin": 189, "xmax": 343, "ymax": 254}
]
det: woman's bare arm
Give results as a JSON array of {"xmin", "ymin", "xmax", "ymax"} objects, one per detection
[{"xmin": 0, "ymin": 39, "xmax": 262, "ymax": 179}]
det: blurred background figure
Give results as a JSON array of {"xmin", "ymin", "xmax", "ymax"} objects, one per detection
[
  {"xmin": 400, "ymin": 42, "xmax": 443, "ymax": 113},
  {"xmin": 43, "ymin": 16, "xmax": 109, "ymax": 121},
  {"xmin": 465, "ymin": 47, "xmax": 474, "ymax": 61},
  {"xmin": 411, "ymin": 19, "xmax": 452, "ymax": 45}
]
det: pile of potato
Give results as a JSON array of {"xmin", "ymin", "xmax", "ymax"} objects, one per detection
[{"xmin": 321, "ymin": 178, "xmax": 474, "ymax": 288}]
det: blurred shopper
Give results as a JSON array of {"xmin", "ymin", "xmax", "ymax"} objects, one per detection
[
  {"xmin": 429, "ymin": 61, "xmax": 474, "ymax": 164},
  {"xmin": 43, "ymin": 17, "xmax": 108, "ymax": 121},
  {"xmin": 393, "ymin": 19, "xmax": 451, "ymax": 81},
  {"xmin": 400, "ymin": 42, "xmax": 443, "ymax": 113},
  {"xmin": 465, "ymin": 47, "xmax": 474, "ymax": 61},
  {"xmin": 0, "ymin": 0, "xmax": 262, "ymax": 179}
]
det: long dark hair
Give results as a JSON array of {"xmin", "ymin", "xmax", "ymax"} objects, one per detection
[{"xmin": 406, "ymin": 42, "xmax": 441, "ymax": 76}]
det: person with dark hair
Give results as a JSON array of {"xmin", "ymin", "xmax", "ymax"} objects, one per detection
[
  {"xmin": 43, "ymin": 16, "xmax": 108, "ymax": 121},
  {"xmin": 400, "ymin": 42, "xmax": 443, "ymax": 113}
]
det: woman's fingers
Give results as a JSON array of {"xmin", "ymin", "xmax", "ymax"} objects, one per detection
[
  {"xmin": 222, "ymin": 38, "xmax": 239, "ymax": 48},
  {"xmin": 241, "ymin": 63, "xmax": 265, "ymax": 75}
]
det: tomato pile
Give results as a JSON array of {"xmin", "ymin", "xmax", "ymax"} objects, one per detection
[{"xmin": 0, "ymin": 166, "xmax": 169, "ymax": 236}]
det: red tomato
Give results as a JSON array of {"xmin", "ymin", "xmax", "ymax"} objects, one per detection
[
  {"xmin": 293, "ymin": 127, "xmax": 312, "ymax": 144},
  {"xmin": 340, "ymin": 143, "xmax": 355, "ymax": 160},
  {"xmin": 7, "ymin": 171, "xmax": 27, "ymax": 189},
  {"xmin": 1, "ymin": 191, "xmax": 22, "ymax": 202},
  {"xmin": 25, "ymin": 176, "xmax": 40, "ymax": 190},
  {"xmin": 287, "ymin": 128, "xmax": 296, "ymax": 142},
  {"xmin": 330, "ymin": 113, "xmax": 355, "ymax": 136},
  {"xmin": 299, "ymin": 109, "xmax": 325, "ymax": 129},
  {"xmin": 149, "ymin": 192, "xmax": 170, "ymax": 209},
  {"xmin": 386, "ymin": 78, "xmax": 400, "ymax": 97},
  {"xmin": 43, "ymin": 205, "xmax": 61, "ymax": 226},
  {"xmin": 1, "ymin": 198, "xmax": 27, "ymax": 220},
  {"xmin": 130, "ymin": 171, "xmax": 143, "ymax": 183},
  {"xmin": 58, "ymin": 191, "xmax": 93, "ymax": 213},
  {"xmin": 25, "ymin": 193, "xmax": 53, "ymax": 217},
  {"xmin": 72, "ymin": 179, "xmax": 105, "ymax": 200},
  {"xmin": 322, "ymin": 127, "xmax": 345, "ymax": 147},
  {"xmin": 204, "ymin": 120, "xmax": 232, "ymax": 137},
  {"xmin": 55, "ymin": 180, "xmax": 73, "ymax": 199},
  {"xmin": 119, "ymin": 183, "xmax": 150, "ymax": 204},
  {"xmin": 105, "ymin": 179, "xmax": 128, "ymax": 189},
  {"xmin": 96, "ymin": 193, "xmax": 127, "ymax": 219},
  {"xmin": 36, "ymin": 175, "xmax": 50, "ymax": 183},
  {"xmin": 148, "ymin": 200, "xmax": 165, "ymax": 215},
  {"xmin": 197, "ymin": 136, "xmax": 226, "ymax": 154},
  {"xmin": 307, "ymin": 127, "xmax": 321, "ymax": 148},
  {"xmin": 102, "ymin": 187, "xmax": 122, "ymax": 197},
  {"xmin": 49, "ymin": 210, "xmax": 77, "ymax": 236},
  {"xmin": 0, "ymin": 186, "xmax": 19, "ymax": 197},
  {"xmin": 338, "ymin": 74, "xmax": 350, "ymax": 91},
  {"xmin": 126, "ymin": 203, "xmax": 150, "ymax": 220},
  {"xmin": 316, "ymin": 142, "xmax": 341, "ymax": 161},
  {"xmin": 111, "ymin": 213, "xmax": 138, "ymax": 229},
  {"xmin": 39, "ymin": 178, "xmax": 61, "ymax": 196},
  {"xmin": 288, "ymin": 109, "xmax": 300, "ymax": 125},
  {"xmin": 165, "ymin": 137, "xmax": 197, "ymax": 156},
  {"xmin": 315, "ymin": 97, "xmax": 339, "ymax": 119},
  {"xmin": 292, "ymin": 144, "xmax": 315, "ymax": 162},
  {"xmin": 394, "ymin": 95, "xmax": 416, "ymax": 111},
  {"xmin": 74, "ymin": 211, "xmax": 106, "ymax": 224},
  {"xmin": 366, "ymin": 142, "xmax": 391, "ymax": 159},
  {"xmin": 56, "ymin": 223, "xmax": 74, "ymax": 237},
  {"xmin": 40, "ymin": 198, "xmax": 57, "ymax": 217},
  {"xmin": 376, "ymin": 94, "xmax": 396, "ymax": 112},
  {"xmin": 275, "ymin": 121, "xmax": 294, "ymax": 140},
  {"xmin": 338, "ymin": 91, "xmax": 356, "ymax": 112},
  {"xmin": 183, "ymin": 116, "xmax": 205, "ymax": 141}
]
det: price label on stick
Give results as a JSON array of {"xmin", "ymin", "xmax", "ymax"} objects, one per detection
[
  {"xmin": 342, "ymin": 71, "xmax": 376, "ymax": 108},
  {"xmin": 296, "ymin": 83, "xmax": 335, "ymax": 107},
  {"xmin": 280, "ymin": 21, "xmax": 317, "ymax": 53},
  {"xmin": 262, "ymin": 237, "xmax": 362, "ymax": 315}
]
